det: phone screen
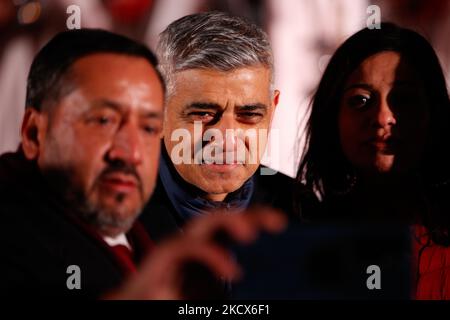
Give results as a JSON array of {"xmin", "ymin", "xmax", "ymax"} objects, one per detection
[{"xmin": 230, "ymin": 223, "xmax": 412, "ymax": 299}]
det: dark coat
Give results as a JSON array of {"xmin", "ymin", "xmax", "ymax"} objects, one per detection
[
  {"xmin": 139, "ymin": 159, "xmax": 296, "ymax": 243},
  {"xmin": 0, "ymin": 151, "xmax": 151, "ymax": 299}
]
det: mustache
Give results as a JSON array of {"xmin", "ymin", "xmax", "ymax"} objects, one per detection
[{"xmin": 97, "ymin": 162, "xmax": 142, "ymax": 189}]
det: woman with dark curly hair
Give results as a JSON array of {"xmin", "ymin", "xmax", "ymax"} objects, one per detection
[{"xmin": 296, "ymin": 23, "xmax": 450, "ymax": 299}]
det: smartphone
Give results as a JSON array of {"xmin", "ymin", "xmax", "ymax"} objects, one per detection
[{"xmin": 230, "ymin": 223, "xmax": 412, "ymax": 299}]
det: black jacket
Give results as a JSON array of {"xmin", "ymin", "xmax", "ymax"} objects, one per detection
[{"xmin": 0, "ymin": 151, "xmax": 150, "ymax": 299}]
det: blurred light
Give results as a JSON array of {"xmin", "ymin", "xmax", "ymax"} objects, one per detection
[
  {"xmin": 13, "ymin": 0, "xmax": 28, "ymax": 5},
  {"xmin": 17, "ymin": 1, "xmax": 41, "ymax": 25},
  {"xmin": 104, "ymin": 0, "xmax": 154, "ymax": 24},
  {"xmin": 318, "ymin": 55, "xmax": 332, "ymax": 73}
]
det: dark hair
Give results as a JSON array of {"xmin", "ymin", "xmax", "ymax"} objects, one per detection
[
  {"xmin": 26, "ymin": 29, "xmax": 164, "ymax": 111},
  {"xmin": 297, "ymin": 23, "xmax": 450, "ymax": 244}
]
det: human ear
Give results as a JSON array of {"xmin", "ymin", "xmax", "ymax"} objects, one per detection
[
  {"xmin": 21, "ymin": 108, "xmax": 47, "ymax": 160},
  {"xmin": 269, "ymin": 90, "xmax": 280, "ymax": 124},
  {"xmin": 272, "ymin": 90, "xmax": 280, "ymax": 109}
]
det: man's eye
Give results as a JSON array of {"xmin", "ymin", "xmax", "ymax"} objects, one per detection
[
  {"xmin": 143, "ymin": 126, "xmax": 161, "ymax": 135},
  {"xmin": 86, "ymin": 114, "xmax": 118, "ymax": 127},
  {"xmin": 188, "ymin": 112, "xmax": 215, "ymax": 121},
  {"xmin": 238, "ymin": 112, "xmax": 262, "ymax": 118},
  {"xmin": 348, "ymin": 95, "xmax": 371, "ymax": 109},
  {"xmin": 87, "ymin": 116, "xmax": 111, "ymax": 125},
  {"xmin": 96, "ymin": 115, "xmax": 121, "ymax": 127},
  {"xmin": 97, "ymin": 116, "xmax": 111, "ymax": 125},
  {"xmin": 237, "ymin": 112, "xmax": 263, "ymax": 123}
]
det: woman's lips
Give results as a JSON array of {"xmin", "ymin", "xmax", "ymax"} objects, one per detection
[{"xmin": 366, "ymin": 137, "xmax": 398, "ymax": 152}]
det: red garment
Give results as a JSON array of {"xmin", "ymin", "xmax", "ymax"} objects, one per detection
[
  {"xmin": 109, "ymin": 244, "xmax": 137, "ymax": 275},
  {"xmin": 413, "ymin": 225, "xmax": 450, "ymax": 299},
  {"xmin": 68, "ymin": 213, "xmax": 154, "ymax": 277}
]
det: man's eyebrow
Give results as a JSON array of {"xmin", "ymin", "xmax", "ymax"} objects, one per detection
[
  {"xmin": 91, "ymin": 99, "xmax": 163, "ymax": 118},
  {"xmin": 141, "ymin": 110, "xmax": 163, "ymax": 119},
  {"xmin": 184, "ymin": 102, "xmax": 222, "ymax": 111},
  {"xmin": 236, "ymin": 103, "xmax": 268, "ymax": 112},
  {"xmin": 92, "ymin": 99, "xmax": 123, "ymax": 111}
]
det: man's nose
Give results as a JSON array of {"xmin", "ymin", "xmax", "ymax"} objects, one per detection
[
  {"xmin": 213, "ymin": 114, "xmax": 240, "ymax": 152},
  {"xmin": 107, "ymin": 121, "xmax": 143, "ymax": 166}
]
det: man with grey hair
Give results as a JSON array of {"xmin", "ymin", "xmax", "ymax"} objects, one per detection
[
  {"xmin": 140, "ymin": 11, "xmax": 294, "ymax": 242},
  {"xmin": 0, "ymin": 27, "xmax": 287, "ymax": 300}
]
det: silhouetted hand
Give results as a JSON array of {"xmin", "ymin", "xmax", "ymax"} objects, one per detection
[{"xmin": 106, "ymin": 208, "xmax": 287, "ymax": 299}]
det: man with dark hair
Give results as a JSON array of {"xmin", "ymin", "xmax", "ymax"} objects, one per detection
[
  {"xmin": 25, "ymin": 29, "xmax": 165, "ymax": 114},
  {"xmin": 139, "ymin": 11, "xmax": 294, "ymax": 242},
  {"xmin": 0, "ymin": 28, "xmax": 285, "ymax": 299},
  {"xmin": 0, "ymin": 28, "xmax": 165, "ymax": 298}
]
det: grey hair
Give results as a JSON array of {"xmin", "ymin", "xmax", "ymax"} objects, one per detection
[{"xmin": 157, "ymin": 11, "xmax": 274, "ymax": 96}]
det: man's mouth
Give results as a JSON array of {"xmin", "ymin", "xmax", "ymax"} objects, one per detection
[
  {"xmin": 201, "ymin": 160, "xmax": 243, "ymax": 172},
  {"xmin": 202, "ymin": 159, "xmax": 245, "ymax": 164},
  {"xmin": 201, "ymin": 152, "xmax": 246, "ymax": 165},
  {"xmin": 99, "ymin": 173, "xmax": 139, "ymax": 193}
]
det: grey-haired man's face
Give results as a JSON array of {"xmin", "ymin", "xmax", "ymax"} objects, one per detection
[{"xmin": 163, "ymin": 66, "xmax": 279, "ymax": 202}]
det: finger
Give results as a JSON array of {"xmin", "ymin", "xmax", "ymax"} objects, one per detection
[
  {"xmin": 244, "ymin": 207, "xmax": 288, "ymax": 233},
  {"xmin": 185, "ymin": 208, "xmax": 287, "ymax": 244},
  {"xmin": 174, "ymin": 241, "xmax": 242, "ymax": 281},
  {"xmin": 141, "ymin": 236, "xmax": 241, "ymax": 281},
  {"xmin": 119, "ymin": 239, "xmax": 241, "ymax": 299}
]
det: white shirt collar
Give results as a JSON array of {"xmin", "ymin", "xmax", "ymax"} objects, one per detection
[{"xmin": 103, "ymin": 233, "xmax": 132, "ymax": 251}]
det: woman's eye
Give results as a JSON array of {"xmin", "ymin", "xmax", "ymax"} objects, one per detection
[
  {"xmin": 348, "ymin": 95, "xmax": 371, "ymax": 109},
  {"xmin": 390, "ymin": 90, "xmax": 417, "ymax": 107}
]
